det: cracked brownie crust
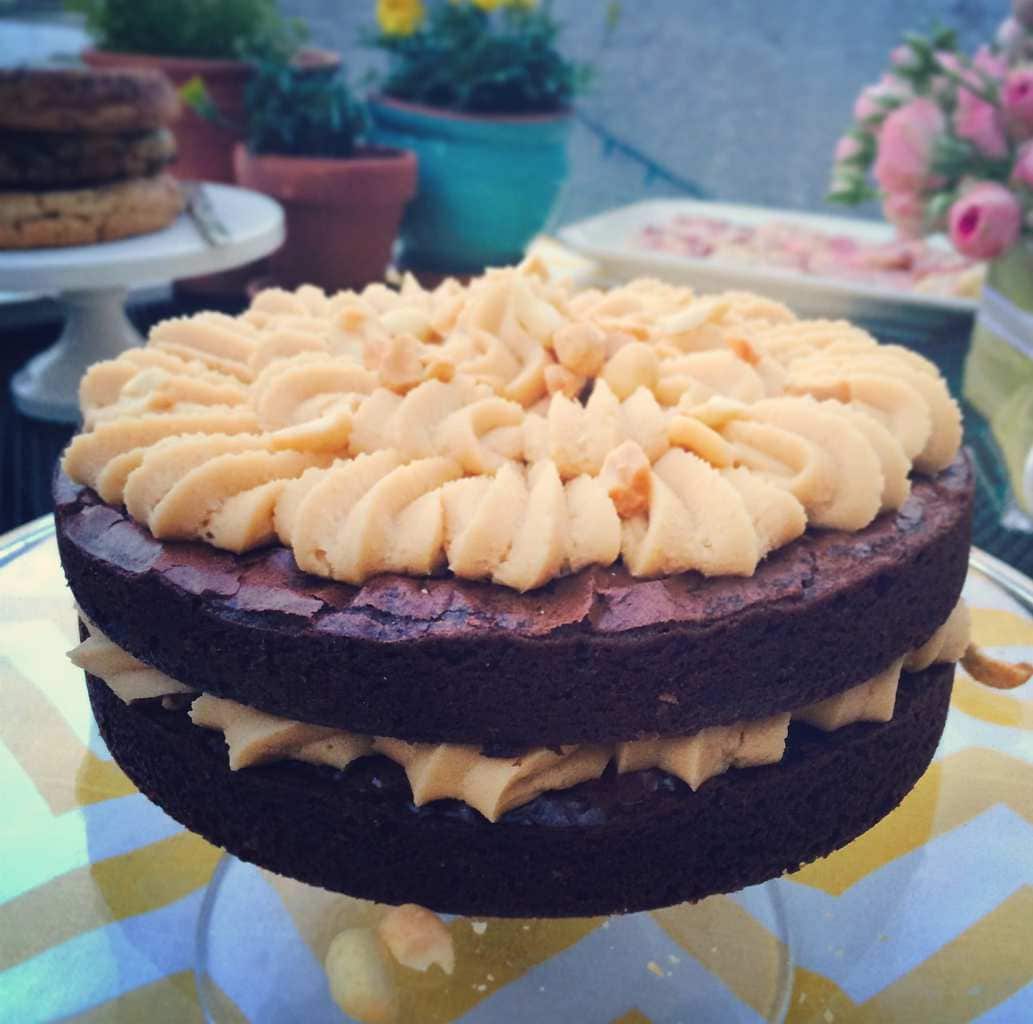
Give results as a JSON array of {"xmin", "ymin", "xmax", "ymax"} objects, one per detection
[
  {"xmin": 87, "ymin": 662, "xmax": 955, "ymax": 916},
  {"xmin": 57, "ymin": 454, "xmax": 972, "ymax": 747}
]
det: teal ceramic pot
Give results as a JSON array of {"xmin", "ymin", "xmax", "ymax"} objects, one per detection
[{"xmin": 368, "ymin": 96, "xmax": 571, "ymax": 273}]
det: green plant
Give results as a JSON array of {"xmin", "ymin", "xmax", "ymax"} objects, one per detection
[
  {"xmin": 243, "ymin": 60, "xmax": 366, "ymax": 157},
  {"xmin": 65, "ymin": 0, "xmax": 306, "ymax": 61},
  {"xmin": 370, "ymin": 0, "xmax": 592, "ymax": 114}
]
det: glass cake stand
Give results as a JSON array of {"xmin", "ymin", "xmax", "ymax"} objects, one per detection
[{"xmin": 194, "ymin": 854, "xmax": 796, "ymax": 1024}]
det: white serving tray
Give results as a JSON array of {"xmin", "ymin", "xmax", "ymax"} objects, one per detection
[{"xmin": 559, "ymin": 199, "xmax": 978, "ymax": 330}]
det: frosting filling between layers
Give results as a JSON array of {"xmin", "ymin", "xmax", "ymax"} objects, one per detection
[{"xmin": 69, "ymin": 601, "xmax": 970, "ymax": 822}]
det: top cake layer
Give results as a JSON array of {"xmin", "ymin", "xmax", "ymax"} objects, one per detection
[
  {"xmin": 56, "ymin": 454, "xmax": 971, "ymax": 745},
  {"xmin": 62, "ymin": 265, "xmax": 963, "ymax": 594}
]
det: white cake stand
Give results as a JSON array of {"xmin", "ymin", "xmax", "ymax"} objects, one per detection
[{"xmin": 0, "ymin": 183, "xmax": 285, "ymax": 423}]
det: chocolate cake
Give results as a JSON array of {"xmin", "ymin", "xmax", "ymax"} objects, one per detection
[{"xmin": 58, "ymin": 269, "xmax": 974, "ymax": 916}]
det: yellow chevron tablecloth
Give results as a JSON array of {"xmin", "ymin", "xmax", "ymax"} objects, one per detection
[{"xmin": 1, "ymin": 516, "xmax": 1032, "ymax": 1023}]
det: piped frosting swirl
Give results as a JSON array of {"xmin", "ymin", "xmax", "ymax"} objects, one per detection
[{"xmin": 64, "ymin": 265, "xmax": 963, "ymax": 591}]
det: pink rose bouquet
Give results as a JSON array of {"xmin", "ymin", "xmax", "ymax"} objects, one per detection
[{"xmin": 830, "ymin": 6, "xmax": 1033, "ymax": 262}]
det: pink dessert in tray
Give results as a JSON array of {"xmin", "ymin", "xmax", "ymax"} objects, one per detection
[{"xmin": 635, "ymin": 213, "xmax": 984, "ymax": 299}]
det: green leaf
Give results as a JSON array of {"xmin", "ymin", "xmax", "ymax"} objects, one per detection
[
  {"xmin": 177, "ymin": 75, "xmax": 235, "ymax": 128},
  {"xmin": 367, "ymin": 2, "xmax": 588, "ymax": 115},
  {"xmin": 827, "ymin": 169, "xmax": 878, "ymax": 205},
  {"xmin": 925, "ymin": 191, "xmax": 955, "ymax": 229},
  {"xmin": 929, "ymin": 24, "xmax": 958, "ymax": 52},
  {"xmin": 903, "ymin": 32, "xmax": 934, "ymax": 60},
  {"xmin": 64, "ymin": 0, "xmax": 304, "ymax": 60},
  {"xmin": 243, "ymin": 58, "xmax": 365, "ymax": 157},
  {"xmin": 875, "ymin": 93, "xmax": 905, "ymax": 112},
  {"xmin": 178, "ymin": 75, "xmax": 208, "ymax": 111}
]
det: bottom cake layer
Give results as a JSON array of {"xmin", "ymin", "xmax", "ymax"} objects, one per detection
[{"xmin": 88, "ymin": 664, "xmax": 954, "ymax": 918}]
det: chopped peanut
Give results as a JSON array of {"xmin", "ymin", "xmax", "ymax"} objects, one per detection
[
  {"xmin": 379, "ymin": 307, "xmax": 433, "ymax": 340},
  {"xmin": 601, "ymin": 342, "xmax": 659, "ymax": 400},
  {"xmin": 517, "ymin": 252, "xmax": 550, "ymax": 279},
  {"xmin": 368, "ymin": 334, "xmax": 424, "ymax": 393},
  {"xmin": 325, "ymin": 927, "xmax": 398, "ymax": 1024},
  {"xmin": 727, "ymin": 336, "xmax": 761, "ymax": 365},
  {"xmin": 422, "ymin": 352, "xmax": 456, "ymax": 383},
  {"xmin": 544, "ymin": 363, "xmax": 585, "ymax": 399},
  {"xmin": 552, "ymin": 322, "xmax": 607, "ymax": 377},
  {"xmin": 338, "ymin": 306, "xmax": 370, "ymax": 332},
  {"xmin": 599, "ymin": 440, "xmax": 652, "ymax": 518},
  {"xmin": 601, "ymin": 328, "xmax": 645, "ymax": 356},
  {"xmin": 599, "ymin": 319, "xmax": 650, "ymax": 342},
  {"xmin": 962, "ymin": 645, "xmax": 1033, "ymax": 689},
  {"xmin": 377, "ymin": 903, "xmax": 455, "ymax": 975},
  {"xmin": 678, "ymin": 395, "xmax": 748, "ymax": 428}
]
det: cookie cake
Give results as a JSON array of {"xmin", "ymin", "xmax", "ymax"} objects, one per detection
[
  {"xmin": 57, "ymin": 263, "xmax": 975, "ymax": 917},
  {"xmin": 0, "ymin": 66, "xmax": 183, "ymax": 249}
]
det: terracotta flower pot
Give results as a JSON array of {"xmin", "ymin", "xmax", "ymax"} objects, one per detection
[
  {"xmin": 82, "ymin": 47, "xmax": 340, "ymax": 184},
  {"xmin": 233, "ymin": 144, "xmax": 418, "ymax": 292}
]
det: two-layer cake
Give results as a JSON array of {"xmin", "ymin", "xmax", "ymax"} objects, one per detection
[{"xmin": 57, "ymin": 267, "xmax": 972, "ymax": 916}]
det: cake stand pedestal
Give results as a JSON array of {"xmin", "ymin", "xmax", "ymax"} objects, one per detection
[
  {"xmin": 0, "ymin": 183, "xmax": 284, "ymax": 423},
  {"xmin": 194, "ymin": 855, "xmax": 796, "ymax": 1024}
]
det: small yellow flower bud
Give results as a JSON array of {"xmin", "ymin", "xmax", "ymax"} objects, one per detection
[{"xmin": 377, "ymin": 0, "xmax": 424, "ymax": 37}]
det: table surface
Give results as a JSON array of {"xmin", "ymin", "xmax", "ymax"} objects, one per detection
[{"xmin": 0, "ymin": 518, "xmax": 1031, "ymax": 1023}]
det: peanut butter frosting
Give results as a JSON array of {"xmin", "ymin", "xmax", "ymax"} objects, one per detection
[
  {"xmin": 69, "ymin": 601, "xmax": 970, "ymax": 821},
  {"xmin": 62, "ymin": 265, "xmax": 963, "ymax": 592}
]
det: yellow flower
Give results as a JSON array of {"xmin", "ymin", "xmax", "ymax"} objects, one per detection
[
  {"xmin": 462, "ymin": 0, "xmax": 537, "ymax": 9},
  {"xmin": 377, "ymin": 0, "xmax": 424, "ymax": 36}
]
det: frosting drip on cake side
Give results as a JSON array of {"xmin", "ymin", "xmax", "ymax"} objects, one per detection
[
  {"xmin": 61, "ymin": 268, "xmax": 963, "ymax": 592},
  {"xmin": 70, "ymin": 601, "xmax": 970, "ymax": 821}
]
